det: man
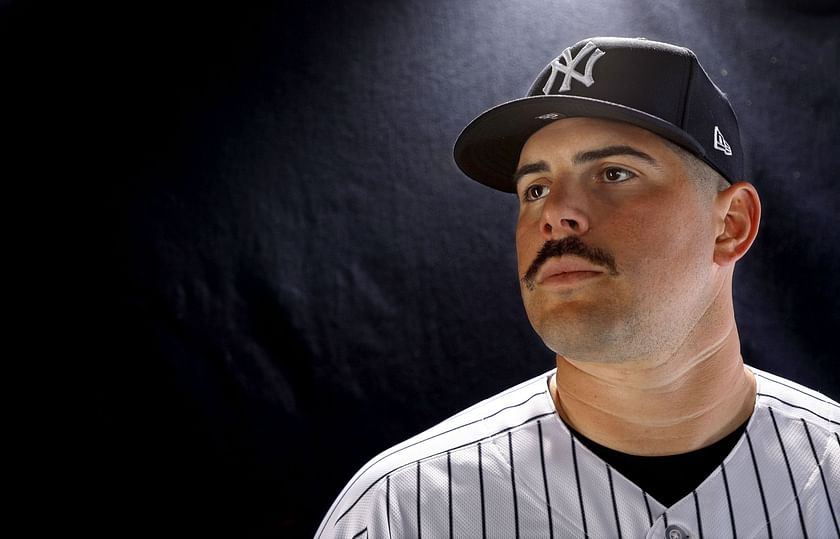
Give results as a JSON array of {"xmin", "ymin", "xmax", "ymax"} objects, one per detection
[{"xmin": 316, "ymin": 37, "xmax": 839, "ymax": 539}]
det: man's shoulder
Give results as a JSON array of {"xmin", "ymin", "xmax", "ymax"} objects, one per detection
[
  {"xmin": 750, "ymin": 365, "xmax": 840, "ymax": 432},
  {"xmin": 417, "ymin": 368, "xmax": 558, "ymax": 446},
  {"xmin": 315, "ymin": 369, "xmax": 557, "ymax": 537},
  {"xmin": 341, "ymin": 368, "xmax": 556, "ymax": 496}
]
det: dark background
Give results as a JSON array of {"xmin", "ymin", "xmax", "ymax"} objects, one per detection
[{"xmin": 7, "ymin": 0, "xmax": 838, "ymax": 537}]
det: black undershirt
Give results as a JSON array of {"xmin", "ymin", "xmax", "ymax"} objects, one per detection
[{"xmin": 566, "ymin": 418, "xmax": 750, "ymax": 507}]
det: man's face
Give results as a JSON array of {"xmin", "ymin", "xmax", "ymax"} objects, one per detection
[{"xmin": 515, "ymin": 117, "xmax": 722, "ymax": 363}]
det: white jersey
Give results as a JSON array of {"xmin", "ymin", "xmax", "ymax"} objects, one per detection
[{"xmin": 316, "ymin": 366, "xmax": 840, "ymax": 538}]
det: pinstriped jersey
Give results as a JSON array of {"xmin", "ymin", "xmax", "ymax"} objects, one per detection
[{"xmin": 316, "ymin": 366, "xmax": 840, "ymax": 538}]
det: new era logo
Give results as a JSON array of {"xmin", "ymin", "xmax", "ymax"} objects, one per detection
[{"xmin": 714, "ymin": 126, "xmax": 732, "ymax": 156}]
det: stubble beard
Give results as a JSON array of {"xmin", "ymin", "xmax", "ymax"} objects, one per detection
[
  {"xmin": 523, "ymin": 286, "xmax": 702, "ymax": 364},
  {"xmin": 525, "ymin": 293, "xmax": 642, "ymax": 362}
]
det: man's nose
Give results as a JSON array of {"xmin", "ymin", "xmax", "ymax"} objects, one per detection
[{"xmin": 540, "ymin": 182, "xmax": 590, "ymax": 240}]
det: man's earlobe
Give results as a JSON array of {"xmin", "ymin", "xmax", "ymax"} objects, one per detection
[{"xmin": 713, "ymin": 182, "xmax": 761, "ymax": 266}]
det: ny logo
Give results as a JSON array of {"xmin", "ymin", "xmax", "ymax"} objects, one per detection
[{"xmin": 542, "ymin": 41, "xmax": 606, "ymax": 94}]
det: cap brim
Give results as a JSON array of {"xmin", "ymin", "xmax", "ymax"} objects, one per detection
[{"xmin": 453, "ymin": 95, "xmax": 706, "ymax": 192}]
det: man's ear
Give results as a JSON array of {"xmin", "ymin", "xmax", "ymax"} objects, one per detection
[{"xmin": 713, "ymin": 181, "xmax": 761, "ymax": 266}]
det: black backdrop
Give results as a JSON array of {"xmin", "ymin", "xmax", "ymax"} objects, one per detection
[{"xmin": 9, "ymin": 0, "xmax": 838, "ymax": 537}]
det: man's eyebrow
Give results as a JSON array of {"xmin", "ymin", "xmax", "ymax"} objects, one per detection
[
  {"xmin": 513, "ymin": 145, "xmax": 661, "ymax": 187},
  {"xmin": 512, "ymin": 160, "xmax": 550, "ymax": 187},
  {"xmin": 573, "ymin": 145, "xmax": 659, "ymax": 166}
]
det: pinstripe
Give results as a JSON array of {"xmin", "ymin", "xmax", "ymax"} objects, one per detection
[
  {"xmin": 745, "ymin": 430, "xmax": 773, "ymax": 539},
  {"xmin": 801, "ymin": 419, "xmax": 839, "ymax": 535},
  {"xmin": 720, "ymin": 461, "xmax": 737, "ymax": 539},
  {"xmin": 385, "ymin": 475, "xmax": 391, "ymax": 537},
  {"xmin": 416, "ymin": 461, "xmax": 422, "ymax": 539},
  {"xmin": 508, "ymin": 431, "xmax": 520, "ymax": 539},
  {"xmin": 537, "ymin": 420, "xmax": 554, "ymax": 539},
  {"xmin": 478, "ymin": 443, "xmax": 487, "ymax": 539},
  {"xmin": 769, "ymin": 407, "xmax": 808, "ymax": 538},
  {"xmin": 693, "ymin": 490, "xmax": 704, "ymax": 539},
  {"xmin": 642, "ymin": 492, "xmax": 653, "ymax": 527},
  {"xmin": 447, "ymin": 451, "xmax": 453, "ymax": 539},
  {"xmin": 570, "ymin": 434, "xmax": 588, "ymax": 538},
  {"xmin": 607, "ymin": 465, "xmax": 622, "ymax": 539}
]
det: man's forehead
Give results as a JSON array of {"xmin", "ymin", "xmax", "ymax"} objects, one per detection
[
  {"xmin": 517, "ymin": 117, "xmax": 670, "ymax": 166},
  {"xmin": 523, "ymin": 117, "xmax": 665, "ymax": 149}
]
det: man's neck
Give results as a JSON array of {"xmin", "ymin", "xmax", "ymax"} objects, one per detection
[{"xmin": 549, "ymin": 319, "xmax": 756, "ymax": 456}]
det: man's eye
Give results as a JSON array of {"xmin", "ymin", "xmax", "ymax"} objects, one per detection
[
  {"xmin": 523, "ymin": 184, "xmax": 549, "ymax": 201},
  {"xmin": 602, "ymin": 167, "xmax": 635, "ymax": 183}
]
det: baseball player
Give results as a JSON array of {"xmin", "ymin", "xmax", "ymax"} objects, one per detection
[{"xmin": 316, "ymin": 37, "xmax": 839, "ymax": 539}]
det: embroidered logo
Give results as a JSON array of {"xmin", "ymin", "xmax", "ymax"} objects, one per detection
[
  {"xmin": 713, "ymin": 126, "xmax": 732, "ymax": 156},
  {"xmin": 542, "ymin": 41, "xmax": 605, "ymax": 94}
]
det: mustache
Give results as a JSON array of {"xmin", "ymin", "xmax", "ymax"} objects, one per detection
[{"xmin": 522, "ymin": 237, "xmax": 618, "ymax": 291}]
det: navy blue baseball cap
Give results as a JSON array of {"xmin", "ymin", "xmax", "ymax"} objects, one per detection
[{"xmin": 454, "ymin": 37, "xmax": 743, "ymax": 192}]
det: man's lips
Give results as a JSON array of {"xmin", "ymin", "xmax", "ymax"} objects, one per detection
[{"xmin": 536, "ymin": 256, "xmax": 607, "ymax": 285}]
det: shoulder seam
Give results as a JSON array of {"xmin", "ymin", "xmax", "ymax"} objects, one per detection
[
  {"xmin": 754, "ymin": 371, "xmax": 840, "ymax": 411},
  {"xmin": 758, "ymin": 392, "xmax": 840, "ymax": 427}
]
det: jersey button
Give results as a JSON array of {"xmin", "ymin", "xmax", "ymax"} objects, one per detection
[{"xmin": 665, "ymin": 524, "xmax": 688, "ymax": 539}]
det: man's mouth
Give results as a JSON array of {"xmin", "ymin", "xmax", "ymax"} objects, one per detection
[
  {"xmin": 535, "ymin": 257, "xmax": 606, "ymax": 288},
  {"xmin": 522, "ymin": 237, "xmax": 618, "ymax": 291}
]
